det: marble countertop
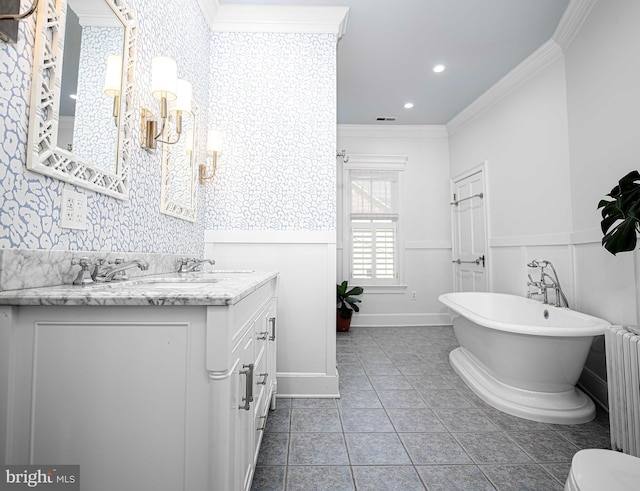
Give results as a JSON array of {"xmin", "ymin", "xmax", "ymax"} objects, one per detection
[{"xmin": 0, "ymin": 270, "xmax": 278, "ymax": 307}]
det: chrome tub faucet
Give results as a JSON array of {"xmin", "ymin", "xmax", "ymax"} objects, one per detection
[{"xmin": 526, "ymin": 259, "xmax": 569, "ymax": 308}]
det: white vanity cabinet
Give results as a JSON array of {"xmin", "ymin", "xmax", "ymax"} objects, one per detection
[{"xmin": 0, "ymin": 275, "xmax": 278, "ymax": 491}]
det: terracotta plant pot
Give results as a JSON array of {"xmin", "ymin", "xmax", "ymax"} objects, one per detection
[{"xmin": 337, "ymin": 310, "xmax": 353, "ymax": 332}]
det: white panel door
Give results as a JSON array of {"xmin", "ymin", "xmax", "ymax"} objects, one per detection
[{"xmin": 451, "ymin": 169, "xmax": 487, "ymax": 292}]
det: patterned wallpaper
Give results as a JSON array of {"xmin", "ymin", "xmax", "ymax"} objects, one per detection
[
  {"xmin": 0, "ymin": 0, "xmax": 208, "ymax": 254},
  {"xmin": 206, "ymin": 32, "xmax": 337, "ymax": 231},
  {"xmin": 73, "ymin": 26, "xmax": 122, "ymax": 171},
  {"xmin": 1, "ymin": 0, "xmax": 338, "ymax": 254}
]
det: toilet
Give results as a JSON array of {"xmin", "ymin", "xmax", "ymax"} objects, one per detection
[{"xmin": 565, "ymin": 449, "xmax": 640, "ymax": 490}]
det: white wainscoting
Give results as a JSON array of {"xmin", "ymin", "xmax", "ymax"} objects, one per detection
[
  {"xmin": 204, "ymin": 230, "xmax": 338, "ymax": 398},
  {"xmin": 487, "ymin": 230, "xmax": 640, "ymax": 410}
]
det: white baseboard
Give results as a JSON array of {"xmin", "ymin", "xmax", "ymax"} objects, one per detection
[
  {"xmin": 351, "ymin": 313, "xmax": 451, "ymax": 327},
  {"xmin": 276, "ymin": 373, "xmax": 340, "ymax": 398}
]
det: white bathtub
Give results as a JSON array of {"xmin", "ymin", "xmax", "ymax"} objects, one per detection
[{"xmin": 439, "ymin": 292, "xmax": 609, "ymax": 424}]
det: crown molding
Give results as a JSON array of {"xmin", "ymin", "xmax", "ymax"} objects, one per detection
[
  {"xmin": 196, "ymin": 0, "xmax": 219, "ymax": 29},
  {"xmin": 210, "ymin": 5, "xmax": 349, "ymax": 39},
  {"xmin": 446, "ymin": 0, "xmax": 596, "ymax": 136},
  {"xmin": 552, "ymin": 0, "xmax": 598, "ymax": 51},
  {"xmin": 338, "ymin": 124, "xmax": 448, "ymax": 139},
  {"xmin": 446, "ymin": 39, "xmax": 563, "ymax": 136}
]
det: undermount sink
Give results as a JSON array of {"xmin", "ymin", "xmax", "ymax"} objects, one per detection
[{"xmin": 91, "ymin": 278, "xmax": 221, "ymax": 289}]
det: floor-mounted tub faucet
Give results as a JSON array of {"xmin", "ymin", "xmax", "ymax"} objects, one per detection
[{"xmin": 526, "ymin": 259, "xmax": 569, "ymax": 308}]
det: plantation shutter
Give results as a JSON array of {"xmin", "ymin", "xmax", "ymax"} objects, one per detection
[{"xmin": 349, "ymin": 170, "xmax": 399, "ymax": 284}]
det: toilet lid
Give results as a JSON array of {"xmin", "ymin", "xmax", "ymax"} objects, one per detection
[{"xmin": 571, "ymin": 449, "xmax": 640, "ymax": 491}]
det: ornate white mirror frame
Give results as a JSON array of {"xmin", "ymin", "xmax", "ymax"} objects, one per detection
[
  {"xmin": 160, "ymin": 102, "xmax": 198, "ymax": 222},
  {"xmin": 26, "ymin": 0, "xmax": 136, "ymax": 200}
]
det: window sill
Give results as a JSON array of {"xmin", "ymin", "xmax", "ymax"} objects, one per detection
[{"xmin": 359, "ymin": 285, "xmax": 408, "ymax": 294}]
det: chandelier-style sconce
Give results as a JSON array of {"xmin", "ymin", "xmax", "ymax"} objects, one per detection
[
  {"xmin": 199, "ymin": 129, "xmax": 223, "ymax": 183},
  {"xmin": 141, "ymin": 56, "xmax": 192, "ymax": 150},
  {"xmin": 103, "ymin": 54, "xmax": 122, "ymax": 126}
]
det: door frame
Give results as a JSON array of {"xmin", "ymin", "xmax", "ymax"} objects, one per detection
[{"xmin": 450, "ymin": 160, "xmax": 492, "ymax": 292}]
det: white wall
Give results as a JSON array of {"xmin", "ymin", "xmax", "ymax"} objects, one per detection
[
  {"xmin": 204, "ymin": 231, "xmax": 338, "ymax": 397},
  {"xmin": 337, "ymin": 125, "xmax": 452, "ymax": 327},
  {"xmin": 447, "ymin": 0, "xmax": 640, "ymax": 408}
]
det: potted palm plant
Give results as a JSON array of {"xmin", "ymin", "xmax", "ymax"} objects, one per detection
[
  {"xmin": 598, "ymin": 170, "xmax": 640, "ymax": 255},
  {"xmin": 337, "ymin": 281, "xmax": 363, "ymax": 332}
]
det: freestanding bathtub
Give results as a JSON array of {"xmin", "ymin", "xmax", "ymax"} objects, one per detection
[{"xmin": 439, "ymin": 292, "xmax": 609, "ymax": 424}]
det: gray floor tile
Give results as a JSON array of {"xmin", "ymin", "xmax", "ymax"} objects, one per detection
[
  {"xmin": 339, "ymin": 374, "xmax": 374, "ymax": 392},
  {"xmin": 336, "ymin": 390, "xmax": 382, "ymax": 409},
  {"xmin": 454, "ymin": 432, "xmax": 534, "ymax": 464},
  {"xmin": 290, "ymin": 408, "xmax": 342, "ymax": 432},
  {"xmin": 419, "ymin": 388, "xmax": 474, "ymax": 408},
  {"xmin": 555, "ymin": 428, "xmax": 611, "ymax": 449},
  {"xmin": 288, "ymin": 433, "xmax": 349, "ymax": 465},
  {"xmin": 480, "ymin": 464, "xmax": 564, "ymax": 490},
  {"xmin": 265, "ymin": 407, "xmax": 291, "ymax": 433},
  {"xmin": 416, "ymin": 465, "xmax": 496, "ymax": 491},
  {"xmin": 345, "ymin": 433, "xmax": 411, "ymax": 465},
  {"xmin": 541, "ymin": 462, "xmax": 572, "ymax": 485},
  {"xmin": 434, "ymin": 408, "xmax": 499, "ymax": 432},
  {"xmin": 369, "ymin": 375, "xmax": 413, "ymax": 391},
  {"xmin": 361, "ymin": 362, "xmax": 402, "ymax": 376},
  {"xmin": 257, "ymin": 432, "xmax": 289, "ymax": 465},
  {"xmin": 291, "ymin": 398, "xmax": 337, "ymax": 408},
  {"xmin": 482, "ymin": 409, "xmax": 554, "ymax": 432},
  {"xmin": 340, "ymin": 408, "xmax": 394, "ymax": 432},
  {"xmin": 400, "ymin": 433, "xmax": 472, "ymax": 464},
  {"xmin": 251, "ymin": 466, "xmax": 286, "ymax": 491},
  {"xmin": 286, "ymin": 466, "xmax": 354, "ymax": 491},
  {"xmin": 377, "ymin": 389, "xmax": 428, "ymax": 408},
  {"xmin": 352, "ymin": 466, "xmax": 425, "ymax": 490},
  {"xmin": 387, "ymin": 408, "xmax": 448, "ymax": 433},
  {"xmin": 253, "ymin": 327, "xmax": 609, "ymax": 490},
  {"xmin": 507, "ymin": 431, "xmax": 580, "ymax": 462}
]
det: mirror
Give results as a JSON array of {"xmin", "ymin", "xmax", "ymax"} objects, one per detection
[
  {"xmin": 27, "ymin": 0, "xmax": 136, "ymax": 200},
  {"xmin": 160, "ymin": 102, "xmax": 198, "ymax": 222}
]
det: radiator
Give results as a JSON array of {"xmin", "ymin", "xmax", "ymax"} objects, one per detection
[{"xmin": 606, "ymin": 325, "xmax": 640, "ymax": 457}]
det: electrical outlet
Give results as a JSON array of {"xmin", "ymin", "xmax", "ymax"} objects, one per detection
[
  {"xmin": 60, "ymin": 189, "xmax": 88, "ymax": 230},
  {"xmin": 411, "ymin": 291, "xmax": 417, "ymax": 300}
]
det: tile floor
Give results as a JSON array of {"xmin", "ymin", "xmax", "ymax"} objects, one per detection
[{"xmin": 252, "ymin": 326, "xmax": 611, "ymax": 490}]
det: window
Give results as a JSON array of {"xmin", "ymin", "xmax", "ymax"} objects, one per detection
[{"xmin": 348, "ymin": 169, "xmax": 400, "ymax": 285}]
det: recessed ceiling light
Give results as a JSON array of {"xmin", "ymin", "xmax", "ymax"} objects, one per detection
[
  {"xmin": 433, "ymin": 64, "xmax": 446, "ymax": 73},
  {"xmin": 404, "ymin": 102, "xmax": 414, "ymax": 109}
]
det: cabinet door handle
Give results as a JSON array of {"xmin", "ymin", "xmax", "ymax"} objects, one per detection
[
  {"xmin": 257, "ymin": 415, "xmax": 267, "ymax": 431},
  {"xmin": 258, "ymin": 372, "xmax": 268, "ymax": 385},
  {"xmin": 239, "ymin": 363, "xmax": 254, "ymax": 411},
  {"xmin": 257, "ymin": 331, "xmax": 268, "ymax": 341},
  {"xmin": 269, "ymin": 317, "xmax": 276, "ymax": 341}
]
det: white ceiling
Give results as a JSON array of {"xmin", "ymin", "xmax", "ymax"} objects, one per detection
[{"xmin": 220, "ymin": 0, "xmax": 571, "ymax": 125}]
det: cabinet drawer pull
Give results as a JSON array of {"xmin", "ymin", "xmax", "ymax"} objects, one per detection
[
  {"xmin": 257, "ymin": 331, "xmax": 268, "ymax": 341},
  {"xmin": 269, "ymin": 317, "xmax": 276, "ymax": 341},
  {"xmin": 239, "ymin": 363, "xmax": 254, "ymax": 411},
  {"xmin": 257, "ymin": 415, "xmax": 267, "ymax": 431},
  {"xmin": 258, "ymin": 372, "xmax": 268, "ymax": 385}
]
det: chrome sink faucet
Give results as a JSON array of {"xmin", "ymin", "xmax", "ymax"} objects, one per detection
[
  {"xmin": 177, "ymin": 258, "xmax": 215, "ymax": 273},
  {"xmin": 526, "ymin": 259, "xmax": 569, "ymax": 308},
  {"xmin": 94, "ymin": 258, "xmax": 149, "ymax": 282}
]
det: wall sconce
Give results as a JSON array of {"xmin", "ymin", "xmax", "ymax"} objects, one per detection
[
  {"xmin": 103, "ymin": 54, "xmax": 122, "ymax": 126},
  {"xmin": 141, "ymin": 56, "xmax": 192, "ymax": 150},
  {"xmin": 199, "ymin": 129, "xmax": 223, "ymax": 183},
  {"xmin": 0, "ymin": 0, "xmax": 39, "ymax": 43}
]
